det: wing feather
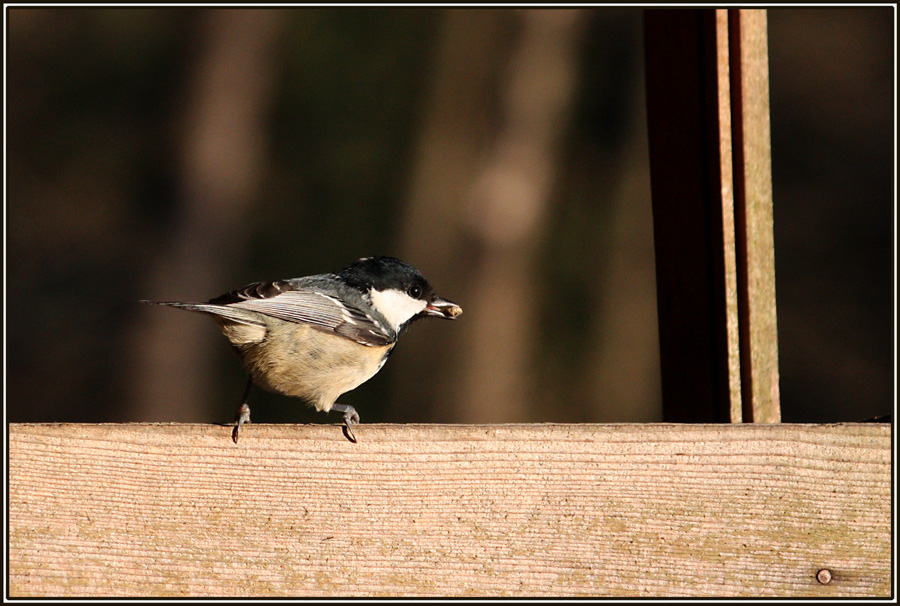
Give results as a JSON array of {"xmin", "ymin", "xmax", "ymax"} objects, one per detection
[{"xmin": 219, "ymin": 282, "xmax": 395, "ymax": 347}]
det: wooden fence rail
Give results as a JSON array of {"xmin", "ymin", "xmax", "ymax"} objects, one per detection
[{"xmin": 8, "ymin": 422, "xmax": 891, "ymax": 598}]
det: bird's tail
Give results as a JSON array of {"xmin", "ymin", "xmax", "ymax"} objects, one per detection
[{"xmin": 140, "ymin": 300, "xmax": 263, "ymax": 326}]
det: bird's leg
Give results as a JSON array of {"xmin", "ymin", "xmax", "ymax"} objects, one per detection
[
  {"xmin": 330, "ymin": 403, "xmax": 360, "ymax": 443},
  {"xmin": 231, "ymin": 377, "xmax": 253, "ymax": 444}
]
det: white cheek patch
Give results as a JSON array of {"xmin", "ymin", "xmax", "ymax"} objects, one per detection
[{"xmin": 368, "ymin": 288, "xmax": 427, "ymax": 332}]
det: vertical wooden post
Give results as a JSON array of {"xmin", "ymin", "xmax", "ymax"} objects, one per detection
[
  {"xmin": 729, "ymin": 10, "xmax": 781, "ymax": 423},
  {"xmin": 644, "ymin": 9, "xmax": 780, "ymax": 423},
  {"xmin": 716, "ymin": 10, "xmax": 744, "ymax": 424},
  {"xmin": 644, "ymin": 9, "xmax": 735, "ymax": 423}
]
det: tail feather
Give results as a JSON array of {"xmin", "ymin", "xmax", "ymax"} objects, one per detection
[{"xmin": 140, "ymin": 300, "xmax": 264, "ymax": 326}]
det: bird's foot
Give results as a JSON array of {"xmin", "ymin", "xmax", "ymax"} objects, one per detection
[
  {"xmin": 232, "ymin": 403, "xmax": 251, "ymax": 444},
  {"xmin": 331, "ymin": 403, "xmax": 360, "ymax": 443}
]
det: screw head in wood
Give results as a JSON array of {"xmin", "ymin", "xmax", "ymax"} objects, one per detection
[{"xmin": 816, "ymin": 568, "xmax": 833, "ymax": 585}]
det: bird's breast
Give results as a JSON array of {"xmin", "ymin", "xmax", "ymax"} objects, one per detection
[{"xmin": 232, "ymin": 321, "xmax": 394, "ymax": 411}]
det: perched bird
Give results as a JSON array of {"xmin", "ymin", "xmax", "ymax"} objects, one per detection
[{"xmin": 141, "ymin": 256, "xmax": 462, "ymax": 443}]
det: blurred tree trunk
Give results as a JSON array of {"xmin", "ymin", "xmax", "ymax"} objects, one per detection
[
  {"xmin": 127, "ymin": 10, "xmax": 281, "ymax": 422},
  {"xmin": 397, "ymin": 9, "xmax": 586, "ymax": 423},
  {"xmin": 568, "ymin": 11, "xmax": 661, "ymax": 422},
  {"xmin": 393, "ymin": 9, "xmax": 517, "ymax": 422},
  {"xmin": 581, "ymin": 99, "xmax": 661, "ymax": 422}
]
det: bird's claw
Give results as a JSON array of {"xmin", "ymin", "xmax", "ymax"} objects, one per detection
[
  {"xmin": 343, "ymin": 409, "xmax": 360, "ymax": 443},
  {"xmin": 332, "ymin": 403, "xmax": 360, "ymax": 443},
  {"xmin": 232, "ymin": 403, "xmax": 251, "ymax": 444}
]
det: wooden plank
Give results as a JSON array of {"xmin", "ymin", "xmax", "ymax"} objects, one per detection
[
  {"xmin": 9, "ymin": 423, "xmax": 890, "ymax": 598},
  {"xmin": 728, "ymin": 9, "xmax": 781, "ymax": 423}
]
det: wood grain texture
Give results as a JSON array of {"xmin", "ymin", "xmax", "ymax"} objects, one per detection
[{"xmin": 9, "ymin": 423, "xmax": 890, "ymax": 598}]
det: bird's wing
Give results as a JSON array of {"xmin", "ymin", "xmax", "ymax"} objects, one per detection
[{"xmin": 211, "ymin": 280, "xmax": 396, "ymax": 347}]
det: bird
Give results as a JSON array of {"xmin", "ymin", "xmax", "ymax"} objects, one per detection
[{"xmin": 141, "ymin": 256, "xmax": 462, "ymax": 443}]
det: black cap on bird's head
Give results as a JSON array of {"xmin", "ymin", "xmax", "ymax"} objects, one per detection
[
  {"xmin": 339, "ymin": 256, "xmax": 424, "ymax": 292},
  {"xmin": 339, "ymin": 256, "xmax": 462, "ymax": 324}
]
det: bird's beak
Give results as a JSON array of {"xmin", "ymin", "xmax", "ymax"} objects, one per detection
[{"xmin": 425, "ymin": 296, "xmax": 463, "ymax": 319}]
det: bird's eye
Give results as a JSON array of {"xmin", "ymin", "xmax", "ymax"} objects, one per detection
[{"xmin": 408, "ymin": 284, "xmax": 423, "ymax": 299}]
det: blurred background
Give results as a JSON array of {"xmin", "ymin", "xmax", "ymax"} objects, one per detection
[{"xmin": 6, "ymin": 7, "xmax": 894, "ymax": 427}]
